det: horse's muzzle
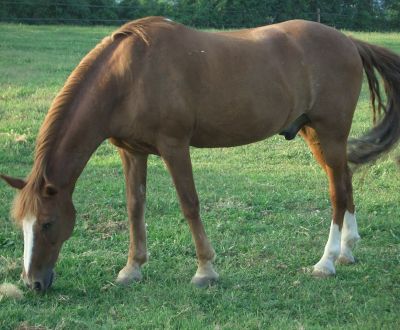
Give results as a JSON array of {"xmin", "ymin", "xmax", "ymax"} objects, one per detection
[{"xmin": 22, "ymin": 269, "xmax": 55, "ymax": 292}]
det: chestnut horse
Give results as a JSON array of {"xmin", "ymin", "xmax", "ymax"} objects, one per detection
[{"xmin": 1, "ymin": 17, "xmax": 400, "ymax": 292}]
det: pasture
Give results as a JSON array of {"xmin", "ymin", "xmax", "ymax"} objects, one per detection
[{"xmin": 0, "ymin": 23, "xmax": 399, "ymax": 329}]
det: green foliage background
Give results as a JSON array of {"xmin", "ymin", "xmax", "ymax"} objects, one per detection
[{"xmin": 1, "ymin": 0, "xmax": 400, "ymax": 30}]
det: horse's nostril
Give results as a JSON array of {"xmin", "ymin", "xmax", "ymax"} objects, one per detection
[{"xmin": 33, "ymin": 281, "xmax": 42, "ymax": 291}]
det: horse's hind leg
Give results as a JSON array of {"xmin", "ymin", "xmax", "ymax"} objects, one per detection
[
  {"xmin": 116, "ymin": 150, "xmax": 148, "ymax": 285},
  {"xmin": 338, "ymin": 208, "xmax": 361, "ymax": 265},
  {"xmin": 301, "ymin": 127, "xmax": 360, "ymax": 276},
  {"xmin": 336, "ymin": 164, "xmax": 360, "ymax": 266},
  {"xmin": 159, "ymin": 143, "xmax": 218, "ymax": 287}
]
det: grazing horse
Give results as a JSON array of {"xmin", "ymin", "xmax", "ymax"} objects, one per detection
[{"xmin": 1, "ymin": 17, "xmax": 400, "ymax": 292}]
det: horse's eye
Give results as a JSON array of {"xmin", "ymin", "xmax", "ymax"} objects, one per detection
[{"xmin": 42, "ymin": 222, "xmax": 52, "ymax": 231}]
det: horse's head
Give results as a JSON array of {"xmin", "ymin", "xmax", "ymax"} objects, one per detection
[{"xmin": 1, "ymin": 174, "xmax": 76, "ymax": 292}]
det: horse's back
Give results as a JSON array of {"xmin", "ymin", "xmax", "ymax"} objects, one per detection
[
  {"xmin": 116, "ymin": 18, "xmax": 364, "ymax": 149},
  {"xmin": 144, "ymin": 20, "xmax": 314, "ymax": 147}
]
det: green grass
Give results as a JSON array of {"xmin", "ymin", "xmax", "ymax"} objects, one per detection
[{"xmin": 0, "ymin": 24, "xmax": 399, "ymax": 329}]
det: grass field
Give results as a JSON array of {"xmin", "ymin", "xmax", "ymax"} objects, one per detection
[{"xmin": 0, "ymin": 23, "xmax": 399, "ymax": 329}]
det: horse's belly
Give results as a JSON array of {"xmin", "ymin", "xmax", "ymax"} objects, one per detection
[
  {"xmin": 190, "ymin": 106, "xmax": 290, "ymax": 148},
  {"xmin": 190, "ymin": 130, "xmax": 274, "ymax": 148}
]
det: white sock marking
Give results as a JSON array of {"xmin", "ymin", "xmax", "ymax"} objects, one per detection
[
  {"xmin": 340, "ymin": 211, "xmax": 360, "ymax": 261},
  {"xmin": 314, "ymin": 222, "xmax": 341, "ymax": 274},
  {"xmin": 23, "ymin": 216, "xmax": 36, "ymax": 275}
]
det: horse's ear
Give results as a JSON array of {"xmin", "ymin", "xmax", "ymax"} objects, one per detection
[
  {"xmin": 0, "ymin": 174, "xmax": 27, "ymax": 190},
  {"xmin": 43, "ymin": 183, "xmax": 58, "ymax": 197}
]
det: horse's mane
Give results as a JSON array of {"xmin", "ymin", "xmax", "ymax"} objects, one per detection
[{"xmin": 12, "ymin": 17, "xmax": 167, "ymax": 223}]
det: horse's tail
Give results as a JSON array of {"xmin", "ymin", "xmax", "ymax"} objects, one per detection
[{"xmin": 347, "ymin": 37, "xmax": 400, "ymax": 165}]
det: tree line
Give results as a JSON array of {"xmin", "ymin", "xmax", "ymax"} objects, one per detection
[{"xmin": 1, "ymin": 0, "xmax": 399, "ymax": 31}]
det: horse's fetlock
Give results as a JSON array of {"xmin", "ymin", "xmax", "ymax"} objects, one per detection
[
  {"xmin": 134, "ymin": 253, "xmax": 148, "ymax": 265},
  {"xmin": 199, "ymin": 251, "xmax": 215, "ymax": 263}
]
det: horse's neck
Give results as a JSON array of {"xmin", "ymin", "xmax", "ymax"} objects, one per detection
[
  {"xmin": 47, "ymin": 125, "xmax": 105, "ymax": 190},
  {"xmin": 40, "ymin": 37, "xmax": 129, "ymax": 191},
  {"xmin": 44, "ymin": 114, "xmax": 105, "ymax": 191},
  {"xmin": 43, "ymin": 90, "xmax": 113, "ymax": 191}
]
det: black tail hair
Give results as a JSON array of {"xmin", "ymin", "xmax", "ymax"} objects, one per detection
[{"xmin": 348, "ymin": 37, "xmax": 400, "ymax": 165}]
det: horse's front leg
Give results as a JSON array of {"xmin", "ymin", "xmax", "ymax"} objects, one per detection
[
  {"xmin": 116, "ymin": 150, "xmax": 148, "ymax": 285},
  {"xmin": 160, "ymin": 142, "xmax": 219, "ymax": 287}
]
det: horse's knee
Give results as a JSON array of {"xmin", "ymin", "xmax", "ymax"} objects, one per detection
[
  {"xmin": 182, "ymin": 197, "xmax": 200, "ymax": 220},
  {"xmin": 127, "ymin": 192, "xmax": 145, "ymax": 212}
]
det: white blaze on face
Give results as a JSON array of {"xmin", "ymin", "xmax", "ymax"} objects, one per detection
[{"xmin": 22, "ymin": 216, "xmax": 36, "ymax": 275}]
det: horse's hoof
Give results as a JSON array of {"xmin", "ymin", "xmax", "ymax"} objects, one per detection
[
  {"xmin": 116, "ymin": 265, "xmax": 142, "ymax": 286},
  {"xmin": 312, "ymin": 269, "xmax": 335, "ymax": 278},
  {"xmin": 191, "ymin": 261, "xmax": 219, "ymax": 288},
  {"xmin": 336, "ymin": 254, "xmax": 356, "ymax": 265},
  {"xmin": 312, "ymin": 263, "xmax": 336, "ymax": 278},
  {"xmin": 191, "ymin": 274, "xmax": 218, "ymax": 288}
]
